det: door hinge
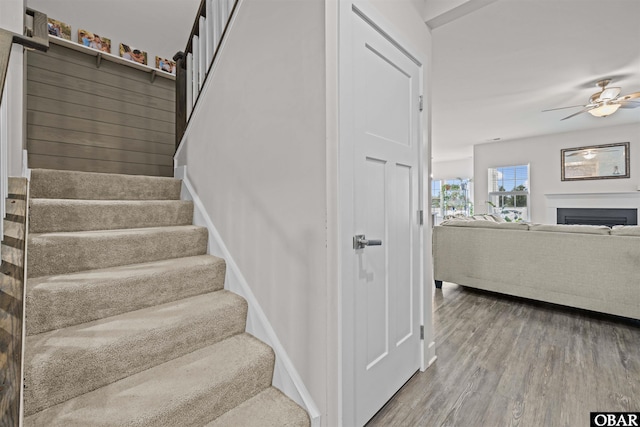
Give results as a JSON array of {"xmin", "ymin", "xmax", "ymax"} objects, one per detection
[
  {"xmin": 419, "ymin": 95, "xmax": 423, "ymax": 112},
  {"xmin": 420, "ymin": 325, "xmax": 424, "ymax": 340},
  {"xmin": 418, "ymin": 210, "xmax": 424, "ymax": 225}
]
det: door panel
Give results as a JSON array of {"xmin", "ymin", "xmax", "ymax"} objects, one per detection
[
  {"xmin": 363, "ymin": 44, "xmax": 411, "ymax": 146},
  {"xmin": 393, "ymin": 162, "xmax": 413, "ymax": 346},
  {"xmin": 363, "ymin": 156, "xmax": 388, "ymax": 367}
]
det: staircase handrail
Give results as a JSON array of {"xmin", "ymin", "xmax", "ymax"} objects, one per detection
[
  {"xmin": 173, "ymin": 0, "xmax": 239, "ymax": 150},
  {"xmin": 0, "ymin": 8, "xmax": 49, "ymax": 102}
]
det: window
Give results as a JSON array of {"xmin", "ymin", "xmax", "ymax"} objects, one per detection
[
  {"xmin": 431, "ymin": 177, "xmax": 472, "ymax": 220},
  {"xmin": 488, "ymin": 165, "xmax": 529, "ymax": 221},
  {"xmin": 431, "ymin": 180, "xmax": 441, "ymax": 215}
]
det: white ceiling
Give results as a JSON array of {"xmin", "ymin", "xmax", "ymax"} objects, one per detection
[{"xmin": 429, "ymin": 0, "xmax": 640, "ymax": 162}]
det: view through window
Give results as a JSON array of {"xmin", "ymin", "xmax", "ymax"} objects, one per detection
[
  {"xmin": 488, "ymin": 165, "xmax": 529, "ymax": 221},
  {"xmin": 431, "ymin": 178, "xmax": 472, "ymax": 221}
]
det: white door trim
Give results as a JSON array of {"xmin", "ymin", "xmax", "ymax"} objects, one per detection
[{"xmin": 338, "ymin": 2, "xmax": 428, "ymax": 425}]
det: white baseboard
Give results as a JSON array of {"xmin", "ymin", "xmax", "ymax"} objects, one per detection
[
  {"xmin": 175, "ymin": 166, "xmax": 321, "ymax": 426},
  {"xmin": 23, "ymin": 150, "xmax": 30, "ymax": 178},
  {"xmin": 427, "ymin": 341, "xmax": 437, "ymax": 368}
]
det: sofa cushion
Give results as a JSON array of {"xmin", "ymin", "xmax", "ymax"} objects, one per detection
[
  {"xmin": 444, "ymin": 215, "xmax": 473, "ymax": 221},
  {"xmin": 489, "ymin": 214, "xmax": 506, "ymax": 223},
  {"xmin": 529, "ymin": 224, "xmax": 611, "ymax": 235},
  {"xmin": 611, "ymin": 225, "xmax": 640, "ymax": 237},
  {"xmin": 471, "ymin": 214, "xmax": 503, "ymax": 222},
  {"xmin": 440, "ymin": 219, "xmax": 529, "ymax": 230}
]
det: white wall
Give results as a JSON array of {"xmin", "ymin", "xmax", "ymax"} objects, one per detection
[
  {"xmin": 1, "ymin": 0, "xmax": 26, "ymax": 177},
  {"xmin": 474, "ymin": 122, "xmax": 640, "ymax": 223},
  {"xmin": 0, "ymin": 0, "xmax": 23, "ymax": 33},
  {"xmin": 432, "ymin": 157, "xmax": 472, "ymax": 179},
  {"xmin": 26, "ymin": 0, "xmax": 200, "ymax": 61},
  {"xmin": 174, "ymin": 0, "xmax": 329, "ymax": 423}
]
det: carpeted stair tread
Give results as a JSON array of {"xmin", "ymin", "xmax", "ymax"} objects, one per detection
[
  {"xmin": 24, "ymin": 290, "xmax": 248, "ymax": 416},
  {"xmin": 206, "ymin": 387, "xmax": 310, "ymax": 427},
  {"xmin": 24, "ymin": 333, "xmax": 274, "ymax": 427},
  {"xmin": 24, "ymin": 169, "xmax": 311, "ymax": 424},
  {"xmin": 29, "ymin": 169, "xmax": 181, "ymax": 200},
  {"xmin": 27, "ymin": 225, "xmax": 208, "ymax": 278},
  {"xmin": 26, "ymin": 255, "xmax": 226, "ymax": 335},
  {"xmin": 29, "ymin": 199, "xmax": 194, "ymax": 232}
]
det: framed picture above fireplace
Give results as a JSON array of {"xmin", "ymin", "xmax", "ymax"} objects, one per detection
[{"xmin": 561, "ymin": 142, "xmax": 630, "ymax": 181}]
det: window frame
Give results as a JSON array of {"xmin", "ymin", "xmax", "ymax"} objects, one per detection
[{"xmin": 487, "ymin": 165, "xmax": 530, "ymax": 221}]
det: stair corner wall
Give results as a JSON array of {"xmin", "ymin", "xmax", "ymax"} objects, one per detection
[
  {"xmin": 175, "ymin": 165, "xmax": 321, "ymax": 426},
  {"xmin": 172, "ymin": 0, "xmax": 330, "ymax": 423}
]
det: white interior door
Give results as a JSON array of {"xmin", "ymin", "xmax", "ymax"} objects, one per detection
[{"xmin": 351, "ymin": 11, "xmax": 422, "ymax": 426}]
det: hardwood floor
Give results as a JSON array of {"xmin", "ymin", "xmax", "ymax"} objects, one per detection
[{"xmin": 367, "ymin": 282, "xmax": 640, "ymax": 427}]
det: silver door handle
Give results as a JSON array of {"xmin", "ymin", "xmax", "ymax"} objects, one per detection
[{"xmin": 353, "ymin": 234, "xmax": 382, "ymax": 250}]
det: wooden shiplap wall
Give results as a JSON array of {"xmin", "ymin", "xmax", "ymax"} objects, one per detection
[{"xmin": 26, "ymin": 44, "xmax": 175, "ymax": 176}]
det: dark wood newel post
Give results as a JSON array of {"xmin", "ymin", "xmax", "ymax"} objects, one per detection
[{"xmin": 173, "ymin": 50, "xmax": 186, "ymax": 150}]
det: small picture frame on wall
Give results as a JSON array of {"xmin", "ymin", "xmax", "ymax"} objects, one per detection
[
  {"xmin": 120, "ymin": 43, "xmax": 148, "ymax": 65},
  {"xmin": 47, "ymin": 18, "xmax": 71, "ymax": 40},
  {"xmin": 78, "ymin": 29, "xmax": 111, "ymax": 54},
  {"xmin": 155, "ymin": 56, "xmax": 176, "ymax": 75},
  {"xmin": 561, "ymin": 142, "xmax": 630, "ymax": 181}
]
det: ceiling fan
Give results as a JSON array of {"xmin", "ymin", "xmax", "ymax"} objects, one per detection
[{"xmin": 543, "ymin": 79, "xmax": 640, "ymax": 120}]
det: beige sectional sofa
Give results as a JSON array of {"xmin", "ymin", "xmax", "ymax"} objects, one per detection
[{"xmin": 433, "ymin": 219, "xmax": 640, "ymax": 320}]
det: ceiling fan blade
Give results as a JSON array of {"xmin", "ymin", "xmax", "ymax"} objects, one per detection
[
  {"xmin": 598, "ymin": 87, "xmax": 621, "ymax": 101},
  {"xmin": 561, "ymin": 106, "xmax": 592, "ymax": 121},
  {"xmin": 542, "ymin": 104, "xmax": 586, "ymax": 112},
  {"xmin": 616, "ymin": 91, "xmax": 640, "ymax": 102},
  {"xmin": 617, "ymin": 100, "xmax": 640, "ymax": 109}
]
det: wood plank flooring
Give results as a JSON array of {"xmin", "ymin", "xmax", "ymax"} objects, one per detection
[{"xmin": 367, "ymin": 282, "xmax": 640, "ymax": 427}]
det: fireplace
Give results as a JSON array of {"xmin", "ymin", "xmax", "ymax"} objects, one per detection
[
  {"xmin": 556, "ymin": 208, "xmax": 638, "ymax": 227},
  {"xmin": 545, "ymin": 192, "xmax": 640, "ymax": 225}
]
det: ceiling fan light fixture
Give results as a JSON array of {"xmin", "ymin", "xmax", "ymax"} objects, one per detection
[
  {"xmin": 588, "ymin": 103, "xmax": 621, "ymax": 117},
  {"xmin": 583, "ymin": 151, "xmax": 596, "ymax": 160},
  {"xmin": 545, "ymin": 79, "xmax": 637, "ymax": 121}
]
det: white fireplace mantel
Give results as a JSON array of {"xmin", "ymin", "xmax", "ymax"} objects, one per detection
[{"xmin": 544, "ymin": 192, "xmax": 640, "ymax": 224}]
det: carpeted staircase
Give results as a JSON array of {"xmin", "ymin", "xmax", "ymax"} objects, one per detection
[{"xmin": 23, "ymin": 168, "xmax": 310, "ymax": 426}]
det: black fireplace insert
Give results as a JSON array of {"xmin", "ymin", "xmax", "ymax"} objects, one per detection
[{"xmin": 556, "ymin": 208, "xmax": 638, "ymax": 227}]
